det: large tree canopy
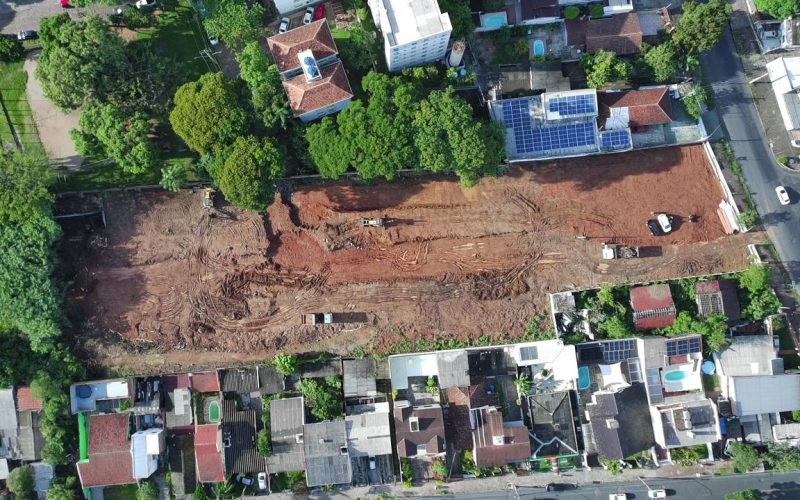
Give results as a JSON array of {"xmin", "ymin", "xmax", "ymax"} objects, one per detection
[
  {"xmin": 306, "ymin": 117, "xmax": 353, "ymax": 180},
  {"xmin": 36, "ymin": 14, "xmax": 127, "ymax": 110},
  {"xmin": 236, "ymin": 43, "xmax": 291, "ymax": 131},
  {"xmin": 641, "ymin": 41, "xmax": 679, "ymax": 83},
  {"xmin": 581, "ymin": 49, "xmax": 631, "ymax": 88},
  {"xmin": 219, "ymin": 136, "xmax": 283, "ymax": 211},
  {"xmin": 438, "ymin": 0, "xmax": 474, "ymax": 40},
  {"xmin": 0, "ymin": 149, "xmax": 53, "ymax": 225},
  {"xmin": 673, "ymin": 0, "xmax": 732, "ymax": 54},
  {"xmin": 169, "ymin": 72, "xmax": 250, "ymax": 154},
  {"xmin": 755, "ymin": 0, "xmax": 800, "ymax": 21},
  {"xmin": 204, "ymin": 0, "xmax": 264, "ymax": 52}
]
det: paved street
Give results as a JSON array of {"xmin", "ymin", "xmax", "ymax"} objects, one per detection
[
  {"xmin": 703, "ymin": 27, "xmax": 800, "ymax": 292},
  {"xmin": 0, "ymin": 0, "xmax": 116, "ymax": 34}
]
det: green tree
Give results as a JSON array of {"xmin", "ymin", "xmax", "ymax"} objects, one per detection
[
  {"xmin": 673, "ymin": 0, "xmax": 732, "ymax": 54},
  {"xmin": 730, "ymin": 442, "xmax": 760, "ymax": 473},
  {"xmin": 160, "ymin": 163, "xmax": 187, "ymax": 192},
  {"xmin": 114, "ymin": 41, "xmax": 184, "ymax": 117},
  {"xmin": 737, "ymin": 210, "xmax": 759, "ymax": 228},
  {"xmin": 414, "ymin": 88, "xmax": 504, "ymax": 187},
  {"xmin": 7, "ymin": 465, "xmax": 35, "ymax": 500},
  {"xmin": 683, "ymin": 84, "xmax": 708, "ymax": 121},
  {"xmin": 641, "ymin": 41, "xmax": 679, "ymax": 83},
  {"xmin": 121, "ymin": 6, "xmax": 153, "ymax": 29},
  {"xmin": 754, "ymin": 0, "xmax": 800, "ymax": 19},
  {"xmin": 71, "ymin": 102, "xmax": 159, "ymax": 174},
  {"xmin": 335, "ymin": 23, "xmax": 380, "ymax": 71},
  {"xmin": 400, "ymin": 457, "xmax": 414, "ymax": 482},
  {"xmin": 36, "ymin": 14, "xmax": 128, "ymax": 110},
  {"xmin": 695, "ymin": 314, "xmax": 729, "ymax": 353},
  {"xmin": 236, "ymin": 43, "xmax": 291, "ymax": 131},
  {"xmin": 306, "ymin": 117, "xmax": 353, "ymax": 179},
  {"xmin": 0, "ymin": 148, "xmax": 53, "ymax": 224},
  {"xmin": 563, "ymin": 5, "xmax": 581, "ymax": 19},
  {"xmin": 46, "ymin": 477, "xmax": 79, "ymax": 500},
  {"xmin": 438, "ymin": 0, "xmax": 474, "ymax": 40},
  {"xmin": 272, "ymin": 353, "xmax": 299, "ymax": 376},
  {"xmin": 671, "ymin": 445, "xmax": 705, "ymax": 466},
  {"xmin": 0, "ymin": 37, "xmax": 24, "ymax": 63},
  {"xmin": 219, "ymin": 136, "xmax": 283, "ymax": 211},
  {"xmin": 137, "ymin": 481, "xmax": 158, "ymax": 500},
  {"xmin": 300, "ymin": 378, "xmax": 342, "ymax": 421},
  {"xmin": 432, "ymin": 461, "xmax": 448, "ymax": 478},
  {"xmin": 599, "ymin": 316, "xmax": 635, "ymax": 339},
  {"xmin": 256, "ymin": 428, "xmax": 271, "ymax": 456},
  {"xmin": 765, "ymin": 443, "xmax": 800, "ymax": 471},
  {"xmin": 204, "ymin": 0, "xmax": 265, "ymax": 52},
  {"xmin": 193, "ymin": 486, "xmax": 209, "ymax": 500},
  {"xmin": 737, "ymin": 265, "xmax": 781, "ymax": 320},
  {"xmin": 726, "ymin": 490, "xmax": 760, "ymax": 500},
  {"xmin": 601, "ymin": 459, "xmax": 623, "ymax": 475},
  {"xmin": 739, "ymin": 264, "xmax": 772, "ymax": 293},
  {"xmin": 514, "ymin": 373, "xmax": 532, "ymax": 403},
  {"xmin": 211, "ymin": 478, "xmax": 235, "ymax": 500},
  {"xmin": 581, "ymin": 49, "xmax": 631, "ymax": 88},
  {"xmin": 170, "ymin": 72, "xmax": 250, "ymax": 155}
]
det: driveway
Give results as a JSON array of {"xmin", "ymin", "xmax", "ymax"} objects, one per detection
[
  {"xmin": 703, "ymin": 27, "xmax": 800, "ymax": 292},
  {"xmin": 1, "ymin": 0, "xmax": 117, "ymax": 34}
]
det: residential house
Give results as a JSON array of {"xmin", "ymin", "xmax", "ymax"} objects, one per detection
[
  {"xmin": 345, "ymin": 402, "xmax": 393, "ymax": 459},
  {"xmin": 368, "ymin": 0, "xmax": 452, "ymax": 72},
  {"xmin": 132, "ymin": 377, "xmax": 162, "ymax": 416},
  {"xmin": 163, "ymin": 374, "xmax": 193, "ymax": 430},
  {"xmin": 222, "ymin": 400, "xmax": 265, "ymax": 475},
  {"xmin": 772, "ymin": 422, "xmax": 800, "ymax": 446},
  {"xmin": 266, "ymin": 397, "xmax": 306, "ymax": 474},
  {"xmin": 131, "ymin": 428, "xmax": 166, "ymax": 479},
  {"xmin": 167, "ymin": 434, "xmax": 196, "ymax": 498},
  {"xmin": 76, "ymin": 413, "xmax": 135, "ymax": 488},
  {"xmin": 586, "ymin": 13, "xmax": 642, "ymax": 55},
  {"xmin": 630, "ymin": 284, "xmax": 677, "ymax": 331},
  {"xmin": 258, "ymin": 365, "xmax": 286, "ymax": 396},
  {"xmin": 755, "ymin": 14, "xmax": 800, "ymax": 52},
  {"xmin": 527, "ymin": 391, "xmax": 578, "ymax": 461},
  {"xmin": 491, "ymin": 61, "xmax": 571, "ymax": 98},
  {"xmin": 304, "ymin": 420, "xmax": 352, "ymax": 487},
  {"xmin": 343, "ymin": 359, "xmax": 378, "ymax": 400},
  {"xmin": 519, "ymin": 0, "xmax": 561, "ymax": 25},
  {"xmin": 0, "ymin": 387, "xmax": 45, "ymax": 473},
  {"xmin": 194, "ymin": 423, "xmax": 225, "ymax": 483},
  {"xmin": 267, "ymin": 21, "xmax": 353, "ymax": 122},
  {"xmin": 714, "ymin": 334, "xmax": 800, "ymax": 443},
  {"xmin": 766, "ymin": 57, "xmax": 800, "ymax": 146},
  {"xmin": 472, "ymin": 407, "xmax": 532, "ymax": 468},
  {"xmin": 598, "ymin": 88, "xmax": 672, "ymax": 132},
  {"xmin": 220, "ymin": 368, "xmax": 260, "ymax": 395},
  {"xmin": 69, "ymin": 378, "xmax": 132, "ymax": 414},
  {"xmin": 393, "ymin": 401, "xmax": 446, "ymax": 459},
  {"xmin": 695, "ymin": 279, "xmax": 741, "ymax": 322},
  {"xmin": 190, "ymin": 370, "xmax": 221, "ymax": 394}
]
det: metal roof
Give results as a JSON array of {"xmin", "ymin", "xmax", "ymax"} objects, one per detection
[
  {"xmin": 345, "ymin": 403, "xmax": 392, "ymax": 457},
  {"xmin": 716, "ymin": 335, "xmax": 776, "ymax": 376},
  {"xmin": 343, "ymin": 359, "xmax": 377, "ymax": 398},
  {"xmin": 222, "ymin": 400, "xmax": 265, "ymax": 474},
  {"xmin": 267, "ymin": 397, "xmax": 306, "ymax": 474},
  {"xmin": 303, "ymin": 421, "xmax": 352, "ymax": 487},
  {"xmin": 732, "ymin": 375, "xmax": 800, "ymax": 415}
]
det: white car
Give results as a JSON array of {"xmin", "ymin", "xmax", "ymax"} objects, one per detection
[
  {"xmin": 278, "ymin": 17, "xmax": 290, "ymax": 33},
  {"xmin": 776, "ymin": 185, "xmax": 791, "ymax": 205},
  {"xmin": 135, "ymin": 0, "xmax": 156, "ymax": 9},
  {"xmin": 648, "ymin": 489, "xmax": 667, "ymax": 499},
  {"xmin": 369, "ymin": 456, "xmax": 376, "ymax": 470},
  {"xmin": 303, "ymin": 6, "xmax": 314, "ymax": 24},
  {"xmin": 609, "ymin": 495, "xmax": 628, "ymax": 500},
  {"xmin": 208, "ymin": 36, "xmax": 219, "ymax": 46},
  {"xmin": 657, "ymin": 213, "xmax": 673, "ymax": 233},
  {"xmin": 257, "ymin": 472, "xmax": 267, "ymax": 491}
]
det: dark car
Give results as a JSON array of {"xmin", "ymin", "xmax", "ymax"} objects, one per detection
[
  {"xmin": 17, "ymin": 30, "xmax": 38, "ymax": 40},
  {"xmin": 647, "ymin": 219, "xmax": 662, "ymax": 236},
  {"xmin": 546, "ymin": 483, "xmax": 577, "ymax": 492}
]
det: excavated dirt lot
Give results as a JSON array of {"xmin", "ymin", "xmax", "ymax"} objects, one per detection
[{"xmin": 61, "ymin": 145, "xmax": 757, "ymax": 372}]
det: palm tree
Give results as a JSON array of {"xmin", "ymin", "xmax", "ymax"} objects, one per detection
[
  {"xmin": 514, "ymin": 372, "xmax": 532, "ymax": 405},
  {"xmin": 160, "ymin": 163, "xmax": 186, "ymax": 192},
  {"xmin": 211, "ymin": 478, "xmax": 234, "ymax": 500}
]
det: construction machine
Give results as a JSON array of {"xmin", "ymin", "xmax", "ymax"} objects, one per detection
[{"xmin": 361, "ymin": 217, "xmax": 385, "ymax": 228}]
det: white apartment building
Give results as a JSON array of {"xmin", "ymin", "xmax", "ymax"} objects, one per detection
[{"xmin": 369, "ymin": 0, "xmax": 452, "ymax": 72}]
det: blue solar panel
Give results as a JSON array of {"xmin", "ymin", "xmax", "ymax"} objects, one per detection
[
  {"xmin": 599, "ymin": 129, "xmax": 631, "ymax": 151},
  {"xmin": 502, "ymin": 99, "xmax": 597, "ymax": 155},
  {"xmin": 602, "ymin": 339, "xmax": 637, "ymax": 362},
  {"xmin": 666, "ymin": 337, "xmax": 702, "ymax": 357},
  {"xmin": 548, "ymin": 94, "xmax": 595, "ymax": 116}
]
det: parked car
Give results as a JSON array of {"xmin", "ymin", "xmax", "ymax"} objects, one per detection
[
  {"xmin": 656, "ymin": 213, "xmax": 673, "ymax": 233},
  {"xmin": 17, "ymin": 30, "xmax": 38, "ymax": 40},
  {"xmin": 647, "ymin": 489, "xmax": 667, "ymax": 499},
  {"xmin": 609, "ymin": 495, "xmax": 628, "ymax": 500},
  {"xmin": 546, "ymin": 483, "xmax": 577, "ymax": 492},
  {"xmin": 369, "ymin": 456, "xmax": 376, "ymax": 470},
  {"xmin": 647, "ymin": 219, "xmax": 662, "ymax": 236},
  {"xmin": 303, "ymin": 6, "xmax": 314, "ymax": 24},
  {"xmin": 236, "ymin": 474, "xmax": 253, "ymax": 486},
  {"xmin": 776, "ymin": 185, "xmax": 791, "ymax": 205},
  {"xmin": 313, "ymin": 3, "xmax": 326, "ymax": 20},
  {"xmin": 257, "ymin": 472, "xmax": 267, "ymax": 491},
  {"xmin": 135, "ymin": 0, "xmax": 156, "ymax": 9},
  {"xmin": 278, "ymin": 17, "xmax": 290, "ymax": 33},
  {"xmin": 208, "ymin": 36, "xmax": 219, "ymax": 46}
]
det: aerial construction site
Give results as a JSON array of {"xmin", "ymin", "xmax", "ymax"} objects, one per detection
[{"xmin": 60, "ymin": 145, "xmax": 756, "ymax": 372}]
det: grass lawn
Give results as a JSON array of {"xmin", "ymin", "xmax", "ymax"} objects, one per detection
[
  {"xmin": 103, "ymin": 484, "xmax": 138, "ymax": 500},
  {"xmin": 775, "ymin": 321, "xmax": 800, "ymax": 370},
  {"xmin": 0, "ymin": 61, "xmax": 45, "ymax": 156}
]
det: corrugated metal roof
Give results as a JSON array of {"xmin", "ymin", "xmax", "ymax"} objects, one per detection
[
  {"xmin": 343, "ymin": 359, "xmax": 377, "ymax": 398},
  {"xmin": 303, "ymin": 421, "xmax": 352, "ymax": 486}
]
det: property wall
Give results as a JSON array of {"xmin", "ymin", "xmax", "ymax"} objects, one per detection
[{"xmin": 702, "ymin": 141, "xmax": 744, "ymax": 233}]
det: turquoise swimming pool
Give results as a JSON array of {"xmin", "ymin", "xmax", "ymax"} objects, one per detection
[
  {"xmin": 578, "ymin": 366, "xmax": 591, "ymax": 390},
  {"xmin": 481, "ymin": 12, "xmax": 508, "ymax": 28},
  {"xmin": 533, "ymin": 39, "xmax": 546, "ymax": 57},
  {"xmin": 664, "ymin": 370, "xmax": 689, "ymax": 381}
]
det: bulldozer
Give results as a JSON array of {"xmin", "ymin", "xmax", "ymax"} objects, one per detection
[
  {"xmin": 203, "ymin": 189, "xmax": 215, "ymax": 209},
  {"xmin": 361, "ymin": 217, "xmax": 385, "ymax": 228}
]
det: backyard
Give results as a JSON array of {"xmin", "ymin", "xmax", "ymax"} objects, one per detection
[{"xmin": 0, "ymin": 61, "xmax": 44, "ymax": 156}]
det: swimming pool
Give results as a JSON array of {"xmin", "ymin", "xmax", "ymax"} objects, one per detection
[
  {"xmin": 578, "ymin": 366, "xmax": 591, "ymax": 390},
  {"xmin": 664, "ymin": 369, "xmax": 689, "ymax": 381},
  {"xmin": 208, "ymin": 401, "xmax": 220, "ymax": 422},
  {"xmin": 481, "ymin": 12, "xmax": 508, "ymax": 29},
  {"xmin": 533, "ymin": 39, "xmax": 546, "ymax": 57}
]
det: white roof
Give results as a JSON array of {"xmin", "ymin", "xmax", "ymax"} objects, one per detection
[
  {"xmin": 345, "ymin": 405, "xmax": 392, "ymax": 457},
  {"xmin": 510, "ymin": 340, "xmax": 579, "ymax": 383},
  {"xmin": 767, "ymin": 57, "xmax": 800, "ymax": 130},
  {"xmin": 31, "ymin": 462, "xmax": 54, "ymax": 498},
  {"xmin": 732, "ymin": 375, "xmax": 800, "ymax": 416},
  {"xmin": 715, "ymin": 335, "xmax": 776, "ymax": 377},
  {"xmin": 389, "ymin": 352, "xmax": 440, "ymax": 390},
  {"xmin": 0, "ymin": 389, "xmax": 18, "ymax": 430},
  {"xmin": 131, "ymin": 431, "xmax": 159, "ymax": 479},
  {"xmin": 377, "ymin": 0, "xmax": 452, "ymax": 46}
]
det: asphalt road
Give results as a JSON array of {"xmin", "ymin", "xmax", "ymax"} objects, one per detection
[
  {"xmin": 434, "ymin": 471, "xmax": 800, "ymax": 499},
  {"xmin": 703, "ymin": 27, "xmax": 800, "ymax": 291},
  {"xmin": 0, "ymin": 0, "xmax": 116, "ymax": 35}
]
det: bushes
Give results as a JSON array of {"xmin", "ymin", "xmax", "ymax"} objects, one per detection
[
  {"xmin": 730, "ymin": 442, "xmax": 760, "ymax": 473},
  {"xmin": 682, "ymin": 84, "xmax": 708, "ymax": 121},
  {"xmin": 0, "ymin": 37, "xmax": 24, "ymax": 63},
  {"xmin": 588, "ymin": 3, "xmax": 605, "ymax": 17},
  {"xmin": 300, "ymin": 376, "xmax": 343, "ymax": 421},
  {"xmin": 563, "ymin": 6, "xmax": 581, "ymax": 19},
  {"xmin": 271, "ymin": 353, "xmax": 298, "ymax": 376},
  {"xmin": 737, "ymin": 264, "xmax": 781, "ymax": 320},
  {"xmin": 581, "ymin": 49, "xmax": 631, "ymax": 88},
  {"xmin": 7, "ymin": 465, "xmax": 35, "ymax": 500}
]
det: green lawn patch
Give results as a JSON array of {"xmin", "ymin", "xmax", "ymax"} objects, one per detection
[
  {"xmin": 775, "ymin": 321, "xmax": 800, "ymax": 369},
  {"xmin": 103, "ymin": 484, "xmax": 138, "ymax": 500},
  {"xmin": 54, "ymin": 152, "xmax": 200, "ymax": 192},
  {"xmin": 0, "ymin": 61, "xmax": 45, "ymax": 156},
  {"xmin": 702, "ymin": 373, "xmax": 719, "ymax": 392}
]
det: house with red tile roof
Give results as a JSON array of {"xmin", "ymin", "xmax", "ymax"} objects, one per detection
[
  {"xmin": 630, "ymin": 284, "xmax": 677, "ymax": 330},
  {"xmin": 267, "ymin": 21, "xmax": 353, "ymax": 122},
  {"xmin": 15, "ymin": 387, "xmax": 43, "ymax": 412},
  {"xmin": 190, "ymin": 371, "xmax": 221, "ymax": 394},
  {"xmin": 586, "ymin": 13, "xmax": 642, "ymax": 55},
  {"xmin": 472, "ymin": 407, "xmax": 531, "ymax": 468},
  {"xmin": 76, "ymin": 413, "xmax": 135, "ymax": 487},
  {"xmin": 598, "ymin": 88, "xmax": 672, "ymax": 131},
  {"xmin": 195, "ymin": 423, "xmax": 225, "ymax": 483}
]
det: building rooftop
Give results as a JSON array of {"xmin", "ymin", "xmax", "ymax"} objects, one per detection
[
  {"xmin": 598, "ymin": 88, "xmax": 672, "ymax": 129},
  {"xmin": 767, "ymin": 57, "xmax": 800, "ymax": 131},
  {"xmin": 17, "ymin": 410, "xmax": 43, "ymax": 461},
  {"xmin": 0, "ymin": 389, "xmax": 17, "ymax": 432},
  {"xmin": 472, "ymin": 408, "xmax": 532, "ymax": 468},
  {"xmin": 715, "ymin": 334, "xmax": 776, "ymax": 377},
  {"xmin": 304, "ymin": 420, "xmax": 352, "ymax": 487},
  {"xmin": 520, "ymin": 0, "xmax": 560, "ymax": 20},
  {"xmin": 345, "ymin": 402, "xmax": 393, "ymax": 457},
  {"xmin": 394, "ymin": 402, "xmax": 446, "ymax": 458},
  {"xmin": 76, "ymin": 413, "xmax": 134, "ymax": 487},
  {"xmin": 377, "ymin": 0, "xmax": 452, "ymax": 47},
  {"xmin": 497, "ymin": 62, "xmax": 571, "ymax": 95},
  {"xmin": 436, "ymin": 350, "xmax": 470, "ymax": 388},
  {"xmin": 657, "ymin": 399, "xmax": 719, "ymax": 448},
  {"xmin": 69, "ymin": 378, "xmax": 131, "ymax": 414},
  {"xmin": 343, "ymin": 359, "xmax": 378, "ymax": 399},
  {"xmin": 267, "ymin": 397, "xmax": 306, "ymax": 474},
  {"xmin": 267, "ymin": 20, "xmax": 338, "ymax": 74},
  {"xmin": 586, "ymin": 384, "xmax": 654, "ymax": 460},
  {"xmin": 773, "ymin": 422, "xmax": 800, "ymax": 444},
  {"xmin": 165, "ymin": 387, "xmax": 193, "ymax": 429},
  {"xmin": 258, "ymin": 365, "xmax": 286, "ymax": 395},
  {"xmin": 446, "ymin": 381, "xmax": 502, "ymax": 450},
  {"xmin": 527, "ymin": 391, "xmax": 578, "ymax": 458},
  {"xmin": 695, "ymin": 279, "xmax": 741, "ymax": 321},
  {"xmin": 630, "ymin": 284, "xmax": 677, "ymax": 331},
  {"xmin": 15, "ymin": 387, "xmax": 43, "ymax": 412},
  {"xmin": 190, "ymin": 371, "xmax": 221, "ymax": 394},
  {"xmin": 194, "ymin": 424, "xmax": 225, "ymax": 483},
  {"xmin": 220, "ymin": 368, "xmax": 259, "ymax": 394},
  {"xmin": 586, "ymin": 13, "xmax": 643, "ymax": 55},
  {"xmin": 222, "ymin": 400, "xmax": 265, "ymax": 474},
  {"xmin": 731, "ymin": 375, "xmax": 800, "ymax": 416}
]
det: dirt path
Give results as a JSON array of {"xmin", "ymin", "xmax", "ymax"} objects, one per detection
[
  {"xmin": 24, "ymin": 51, "xmax": 83, "ymax": 169},
  {"xmin": 60, "ymin": 146, "xmax": 760, "ymax": 373}
]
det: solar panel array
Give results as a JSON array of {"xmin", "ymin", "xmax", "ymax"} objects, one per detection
[
  {"xmin": 502, "ymin": 99, "xmax": 598, "ymax": 156},
  {"xmin": 548, "ymin": 93, "xmax": 596, "ymax": 117},
  {"xmin": 600, "ymin": 129, "xmax": 632, "ymax": 151},
  {"xmin": 628, "ymin": 358, "xmax": 643, "ymax": 383},
  {"xmin": 646, "ymin": 368, "xmax": 664, "ymax": 404},
  {"xmin": 666, "ymin": 337, "xmax": 702, "ymax": 357},
  {"xmin": 602, "ymin": 339, "xmax": 637, "ymax": 362}
]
